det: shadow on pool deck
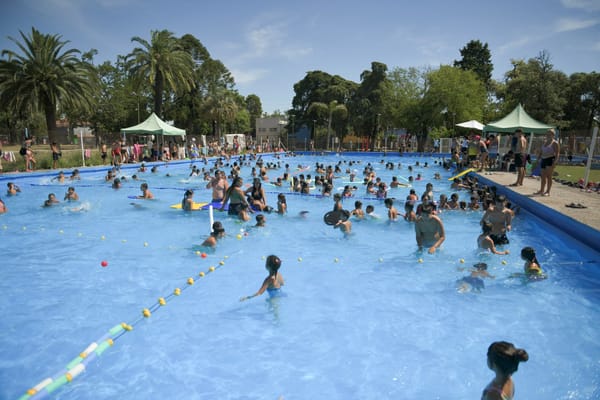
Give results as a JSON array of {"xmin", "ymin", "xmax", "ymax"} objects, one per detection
[{"xmin": 473, "ymin": 170, "xmax": 600, "ymax": 251}]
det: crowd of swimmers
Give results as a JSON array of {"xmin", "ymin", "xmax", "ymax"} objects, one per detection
[
  {"xmin": 1, "ymin": 154, "xmax": 546, "ymax": 284},
  {"xmin": 1, "ymin": 153, "xmax": 545, "ymax": 399}
]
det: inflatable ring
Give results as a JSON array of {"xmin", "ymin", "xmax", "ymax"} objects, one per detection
[{"xmin": 323, "ymin": 210, "xmax": 350, "ymax": 225}]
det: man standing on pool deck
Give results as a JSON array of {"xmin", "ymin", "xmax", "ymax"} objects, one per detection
[
  {"xmin": 510, "ymin": 129, "xmax": 528, "ymax": 186},
  {"xmin": 415, "ymin": 202, "xmax": 445, "ymax": 254}
]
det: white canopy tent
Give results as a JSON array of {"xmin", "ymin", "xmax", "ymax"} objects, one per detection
[{"xmin": 456, "ymin": 120, "xmax": 485, "ymax": 131}]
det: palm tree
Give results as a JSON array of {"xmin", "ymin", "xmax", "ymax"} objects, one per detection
[
  {"xmin": 308, "ymin": 100, "xmax": 348, "ymax": 151},
  {"xmin": 204, "ymin": 88, "xmax": 238, "ymax": 138},
  {"xmin": 0, "ymin": 28, "xmax": 96, "ymax": 143},
  {"xmin": 128, "ymin": 30, "xmax": 195, "ymax": 117}
]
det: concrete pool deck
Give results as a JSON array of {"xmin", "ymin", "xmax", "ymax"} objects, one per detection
[{"xmin": 474, "ymin": 170, "xmax": 600, "ymax": 251}]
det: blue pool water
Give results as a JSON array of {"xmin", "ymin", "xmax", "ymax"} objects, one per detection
[{"xmin": 1, "ymin": 154, "xmax": 599, "ymax": 400}]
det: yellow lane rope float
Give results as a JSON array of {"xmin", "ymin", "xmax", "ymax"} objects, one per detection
[{"xmin": 19, "ymin": 257, "xmax": 228, "ymax": 400}]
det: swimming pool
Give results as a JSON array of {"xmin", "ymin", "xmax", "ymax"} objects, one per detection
[{"xmin": 1, "ymin": 154, "xmax": 599, "ymax": 399}]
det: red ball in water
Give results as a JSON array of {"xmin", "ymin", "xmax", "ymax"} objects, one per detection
[
  {"xmin": 201, "ymin": 252, "xmax": 207, "ymax": 258},
  {"xmin": 101, "ymin": 260, "xmax": 108, "ymax": 267}
]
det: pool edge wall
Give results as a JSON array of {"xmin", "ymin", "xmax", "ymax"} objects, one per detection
[{"xmin": 476, "ymin": 174, "xmax": 600, "ymax": 253}]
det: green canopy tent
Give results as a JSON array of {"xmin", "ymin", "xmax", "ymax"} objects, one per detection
[
  {"xmin": 121, "ymin": 112, "xmax": 186, "ymax": 137},
  {"xmin": 483, "ymin": 104, "xmax": 555, "ymax": 156},
  {"xmin": 121, "ymin": 113, "xmax": 186, "ymax": 160},
  {"xmin": 483, "ymin": 104, "xmax": 554, "ymax": 134}
]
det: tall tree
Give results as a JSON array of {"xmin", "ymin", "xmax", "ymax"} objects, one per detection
[
  {"xmin": 349, "ymin": 61, "xmax": 390, "ymax": 141},
  {"xmin": 0, "ymin": 27, "xmax": 96, "ymax": 143},
  {"xmin": 502, "ymin": 50, "xmax": 568, "ymax": 125},
  {"xmin": 564, "ymin": 72, "xmax": 600, "ymax": 131},
  {"xmin": 386, "ymin": 66, "xmax": 428, "ymax": 135},
  {"xmin": 170, "ymin": 34, "xmax": 211, "ymax": 134},
  {"xmin": 307, "ymin": 100, "xmax": 348, "ymax": 150},
  {"xmin": 245, "ymin": 94, "xmax": 262, "ymax": 135},
  {"xmin": 291, "ymin": 70, "xmax": 356, "ymax": 136},
  {"xmin": 454, "ymin": 40, "xmax": 493, "ymax": 90},
  {"xmin": 420, "ymin": 65, "xmax": 486, "ymax": 150},
  {"xmin": 203, "ymin": 88, "xmax": 238, "ymax": 137},
  {"xmin": 89, "ymin": 58, "xmax": 147, "ymax": 140},
  {"xmin": 127, "ymin": 29, "xmax": 195, "ymax": 117}
]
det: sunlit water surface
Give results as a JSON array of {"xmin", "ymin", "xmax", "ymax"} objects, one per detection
[{"xmin": 0, "ymin": 154, "xmax": 599, "ymax": 400}]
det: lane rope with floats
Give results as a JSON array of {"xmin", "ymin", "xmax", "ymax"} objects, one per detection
[{"xmin": 18, "ymin": 256, "xmax": 228, "ymax": 400}]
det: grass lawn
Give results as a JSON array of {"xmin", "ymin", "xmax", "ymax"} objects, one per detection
[{"xmin": 554, "ymin": 164, "xmax": 600, "ymax": 184}]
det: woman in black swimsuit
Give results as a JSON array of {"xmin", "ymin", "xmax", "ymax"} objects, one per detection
[{"xmin": 245, "ymin": 178, "xmax": 267, "ymax": 211}]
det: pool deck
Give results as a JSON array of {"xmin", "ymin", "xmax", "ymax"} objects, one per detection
[{"xmin": 474, "ymin": 170, "xmax": 600, "ymax": 250}]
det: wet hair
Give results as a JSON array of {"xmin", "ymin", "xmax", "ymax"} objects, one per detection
[
  {"xmin": 354, "ymin": 200, "xmax": 362, "ymax": 208},
  {"xmin": 521, "ymin": 246, "xmax": 539, "ymax": 265},
  {"xmin": 487, "ymin": 341, "xmax": 529, "ymax": 375},
  {"xmin": 366, "ymin": 205, "xmax": 375, "ymax": 213},
  {"xmin": 256, "ymin": 214, "xmax": 265, "ymax": 223},
  {"xmin": 211, "ymin": 221, "xmax": 225, "ymax": 236},
  {"xmin": 474, "ymin": 262, "xmax": 488, "ymax": 271},
  {"xmin": 384, "ymin": 198, "xmax": 394, "ymax": 206},
  {"xmin": 266, "ymin": 255, "xmax": 281, "ymax": 276}
]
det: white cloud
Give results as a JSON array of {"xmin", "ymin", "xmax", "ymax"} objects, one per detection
[
  {"xmin": 247, "ymin": 24, "xmax": 285, "ymax": 57},
  {"xmin": 555, "ymin": 17, "xmax": 599, "ymax": 32},
  {"xmin": 280, "ymin": 46, "xmax": 313, "ymax": 60},
  {"xmin": 230, "ymin": 68, "xmax": 269, "ymax": 84},
  {"xmin": 561, "ymin": 0, "xmax": 600, "ymax": 11},
  {"xmin": 241, "ymin": 16, "xmax": 312, "ymax": 62}
]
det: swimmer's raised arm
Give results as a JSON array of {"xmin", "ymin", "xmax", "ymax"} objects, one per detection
[{"xmin": 240, "ymin": 277, "xmax": 271, "ymax": 301}]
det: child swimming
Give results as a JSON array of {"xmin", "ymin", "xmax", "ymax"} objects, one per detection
[
  {"xmin": 456, "ymin": 262, "xmax": 494, "ymax": 293},
  {"xmin": 478, "ymin": 221, "xmax": 510, "ymax": 255},
  {"xmin": 482, "ymin": 341, "xmax": 529, "ymax": 400},
  {"xmin": 240, "ymin": 255, "xmax": 284, "ymax": 301},
  {"xmin": 201, "ymin": 221, "xmax": 226, "ymax": 248},
  {"xmin": 521, "ymin": 246, "xmax": 546, "ymax": 279}
]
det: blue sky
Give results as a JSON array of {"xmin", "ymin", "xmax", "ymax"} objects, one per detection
[{"xmin": 1, "ymin": 0, "xmax": 599, "ymax": 114}]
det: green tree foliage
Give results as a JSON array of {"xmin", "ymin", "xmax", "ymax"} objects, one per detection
[
  {"xmin": 232, "ymin": 107, "xmax": 251, "ymax": 135},
  {"xmin": 245, "ymin": 94, "xmax": 262, "ymax": 134},
  {"xmin": 127, "ymin": 29, "xmax": 195, "ymax": 118},
  {"xmin": 454, "ymin": 40, "xmax": 493, "ymax": 90},
  {"xmin": 501, "ymin": 50, "xmax": 568, "ymax": 126},
  {"xmin": 203, "ymin": 88, "xmax": 239, "ymax": 137},
  {"xmin": 179, "ymin": 34, "xmax": 210, "ymax": 64},
  {"xmin": 169, "ymin": 34, "xmax": 212, "ymax": 134},
  {"xmin": 307, "ymin": 100, "xmax": 348, "ymax": 149},
  {"xmin": 291, "ymin": 70, "xmax": 356, "ymax": 137},
  {"xmin": 348, "ymin": 62, "xmax": 390, "ymax": 140},
  {"xmin": 386, "ymin": 66, "xmax": 428, "ymax": 135},
  {"xmin": 0, "ymin": 27, "xmax": 96, "ymax": 143},
  {"xmin": 563, "ymin": 72, "xmax": 600, "ymax": 131},
  {"xmin": 87, "ymin": 58, "xmax": 148, "ymax": 142},
  {"xmin": 419, "ymin": 65, "xmax": 486, "ymax": 150}
]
